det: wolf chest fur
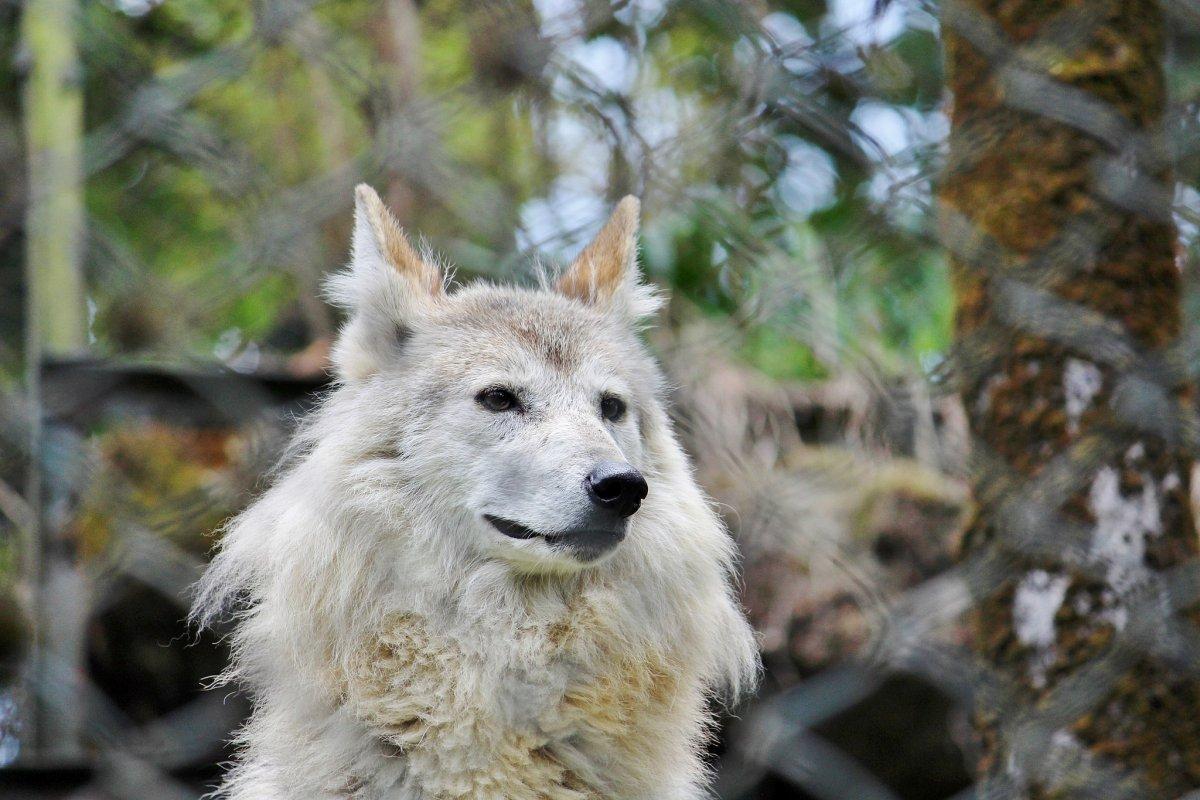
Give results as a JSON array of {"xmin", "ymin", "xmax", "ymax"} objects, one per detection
[{"xmin": 192, "ymin": 186, "xmax": 759, "ymax": 799}]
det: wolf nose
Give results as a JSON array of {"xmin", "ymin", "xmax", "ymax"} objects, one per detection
[{"xmin": 585, "ymin": 461, "xmax": 648, "ymax": 518}]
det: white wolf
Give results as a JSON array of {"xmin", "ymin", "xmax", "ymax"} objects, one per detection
[{"xmin": 192, "ymin": 185, "xmax": 759, "ymax": 799}]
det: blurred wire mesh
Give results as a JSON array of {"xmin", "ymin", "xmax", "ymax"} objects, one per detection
[{"xmin": 2, "ymin": 0, "xmax": 1200, "ymax": 797}]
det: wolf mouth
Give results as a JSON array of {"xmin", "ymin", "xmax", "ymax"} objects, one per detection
[
  {"xmin": 484, "ymin": 514, "xmax": 626, "ymax": 558},
  {"xmin": 484, "ymin": 514, "xmax": 542, "ymax": 540}
]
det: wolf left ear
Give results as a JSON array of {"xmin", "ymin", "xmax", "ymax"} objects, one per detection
[
  {"xmin": 326, "ymin": 184, "xmax": 443, "ymax": 380},
  {"xmin": 557, "ymin": 196, "xmax": 661, "ymax": 320}
]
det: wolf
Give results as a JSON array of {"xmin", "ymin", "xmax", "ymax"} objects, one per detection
[{"xmin": 192, "ymin": 185, "xmax": 759, "ymax": 799}]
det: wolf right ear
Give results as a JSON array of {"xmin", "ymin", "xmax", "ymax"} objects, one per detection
[
  {"xmin": 326, "ymin": 184, "xmax": 443, "ymax": 380},
  {"xmin": 557, "ymin": 196, "xmax": 661, "ymax": 322}
]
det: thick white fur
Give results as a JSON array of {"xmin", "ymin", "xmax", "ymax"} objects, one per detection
[{"xmin": 192, "ymin": 188, "xmax": 759, "ymax": 799}]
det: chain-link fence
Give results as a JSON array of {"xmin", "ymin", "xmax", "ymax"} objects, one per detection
[{"xmin": 3, "ymin": 0, "xmax": 1200, "ymax": 797}]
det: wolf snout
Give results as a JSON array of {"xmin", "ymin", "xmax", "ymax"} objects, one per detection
[{"xmin": 585, "ymin": 461, "xmax": 648, "ymax": 518}]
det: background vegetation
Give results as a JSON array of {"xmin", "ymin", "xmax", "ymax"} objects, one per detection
[{"xmin": 0, "ymin": 0, "xmax": 954, "ymax": 382}]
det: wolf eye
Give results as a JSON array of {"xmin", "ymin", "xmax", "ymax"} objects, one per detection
[
  {"xmin": 477, "ymin": 387, "xmax": 520, "ymax": 413},
  {"xmin": 600, "ymin": 395, "xmax": 627, "ymax": 422}
]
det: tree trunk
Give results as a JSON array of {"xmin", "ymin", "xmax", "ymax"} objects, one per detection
[
  {"xmin": 941, "ymin": 0, "xmax": 1200, "ymax": 795},
  {"xmin": 21, "ymin": 0, "xmax": 88, "ymax": 763}
]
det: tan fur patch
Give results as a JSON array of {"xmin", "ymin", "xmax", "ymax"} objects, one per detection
[
  {"xmin": 346, "ymin": 614, "xmax": 600, "ymax": 800},
  {"xmin": 510, "ymin": 320, "xmax": 575, "ymax": 371},
  {"xmin": 344, "ymin": 593, "xmax": 708, "ymax": 800},
  {"xmin": 551, "ymin": 595, "xmax": 705, "ymax": 796}
]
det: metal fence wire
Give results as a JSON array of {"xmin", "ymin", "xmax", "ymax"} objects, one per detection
[{"xmin": 3, "ymin": 0, "xmax": 1200, "ymax": 798}]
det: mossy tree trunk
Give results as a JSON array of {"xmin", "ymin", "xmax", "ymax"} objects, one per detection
[
  {"xmin": 941, "ymin": 0, "xmax": 1200, "ymax": 795},
  {"xmin": 23, "ymin": 0, "xmax": 86, "ymax": 356}
]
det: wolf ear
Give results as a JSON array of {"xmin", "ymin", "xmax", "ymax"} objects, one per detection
[
  {"xmin": 326, "ymin": 184, "xmax": 443, "ymax": 380},
  {"xmin": 557, "ymin": 196, "xmax": 661, "ymax": 320}
]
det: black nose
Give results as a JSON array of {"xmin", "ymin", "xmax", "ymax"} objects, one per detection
[{"xmin": 585, "ymin": 461, "xmax": 648, "ymax": 518}]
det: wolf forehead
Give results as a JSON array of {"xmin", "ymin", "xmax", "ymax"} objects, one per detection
[{"xmin": 434, "ymin": 284, "xmax": 637, "ymax": 374}]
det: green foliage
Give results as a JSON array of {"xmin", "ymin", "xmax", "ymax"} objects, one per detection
[{"xmin": 2, "ymin": 0, "xmax": 953, "ymax": 383}]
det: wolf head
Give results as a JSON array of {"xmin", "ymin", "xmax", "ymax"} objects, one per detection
[
  {"xmin": 193, "ymin": 186, "xmax": 758, "ymax": 718},
  {"xmin": 324, "ymin": 185, "xmax": 670, "ymax": 573}
]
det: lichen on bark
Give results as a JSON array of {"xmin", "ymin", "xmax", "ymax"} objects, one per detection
[{"xmin": 941, "ymin": 0, "xmax": 1200, "ymax": 794}]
